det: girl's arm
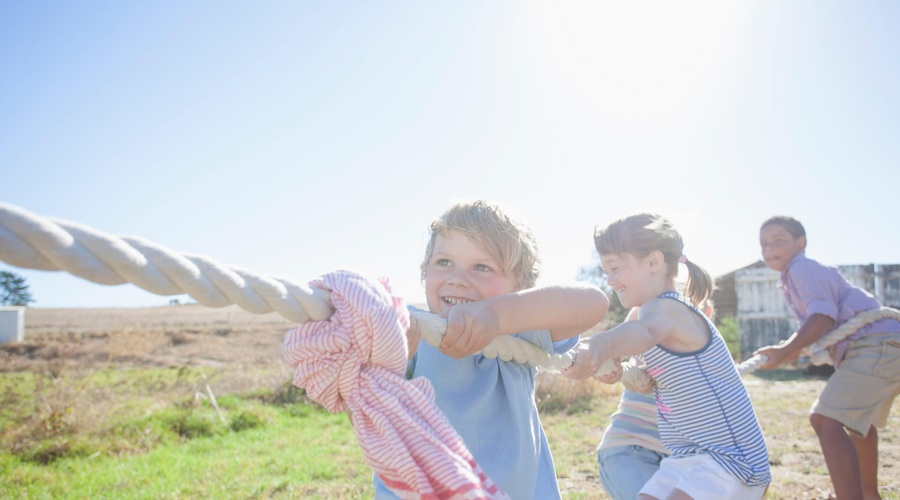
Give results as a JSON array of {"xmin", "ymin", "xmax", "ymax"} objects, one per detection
[
  {"xmin": 563, "ymin": 299, "xmax": 676, "ymax": 380},
  {"xmin": 439, "ymin": 283, "xmax": 609, "ymax": 359}
]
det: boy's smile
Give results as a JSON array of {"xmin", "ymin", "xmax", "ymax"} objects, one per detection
[
  {"xmin": 759, "ymin": 224, "xmax": 806, "ymax": 273},
  {"xmin": 424, "ymin": 230, "xmax": 517, "ymax": 317}
]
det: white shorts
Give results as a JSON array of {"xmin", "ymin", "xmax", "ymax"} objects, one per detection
[{"xmin": 639, "ymin": 454, "xmax": 767, "ymax": 500}]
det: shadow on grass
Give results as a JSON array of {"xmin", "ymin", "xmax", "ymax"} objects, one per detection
[{"xmin": 746, "ymin": 364, "xmax": 834, "ymax": 382}]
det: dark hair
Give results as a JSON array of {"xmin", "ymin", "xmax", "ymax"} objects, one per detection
[
  {"xmin": 594, "ymin": 213, "xmax": 712, "ymax": 306},
  {"xmin": 420, "ymin": 199, "xmax": 541, "ymax": 290},
  {"xmin": 760, "ymin": 216, "xmax": 806, "ymax": 239}
]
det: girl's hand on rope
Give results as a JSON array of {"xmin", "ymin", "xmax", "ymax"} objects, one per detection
[
  {"xmin": 440, "ymin": 301, "xmax": 500, "ymax": 359},
  {"xmin": 622, "ymin": 362, "xmax": 655, "ymax": 393},
  {"xmin": 593, "ymin": 357, "xmax": 623, "ymax": 384},
  {"xmin": 406, "ymin": 315, "xmax": 422, "ymax": 359},
  {"xmin": 560, "ymin": 339, "xmax": 609, "ymax": 381}
]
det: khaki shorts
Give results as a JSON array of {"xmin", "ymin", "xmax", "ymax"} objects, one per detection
[{"xmin": 812, "ymin": 331, "xmax": 900, "ymax": 435}]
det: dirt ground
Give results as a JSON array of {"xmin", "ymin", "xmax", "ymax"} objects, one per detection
[
  {"xmin": 0, "ymin": 304, "xmax": 294, "ymax": 372},
  {"xmin": 2, "ymin": 305, "xmax": 899, "ymax": 498}
]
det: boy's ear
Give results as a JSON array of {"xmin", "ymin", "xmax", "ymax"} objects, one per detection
[{"xmin": 797, "ymin": 235, "xmax": 807, "ymax": 251}]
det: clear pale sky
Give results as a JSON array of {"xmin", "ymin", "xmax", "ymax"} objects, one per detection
[{"xmin": 2, "ymin": 2, "xmax": 898, "ymax": 309}]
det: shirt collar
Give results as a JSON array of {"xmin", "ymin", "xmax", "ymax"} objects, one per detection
[{"xmin": 779, "ymin": 252, "xmax": 805, "ymax": 285}]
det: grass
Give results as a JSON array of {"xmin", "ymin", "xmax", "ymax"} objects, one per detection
[
  {"xmin": 0, "ymin": 366, "xmax": 371, "ymax": 499},
  {"xmin": 1, "ymin": 364, "xmax": 898, "ymax": 499}
]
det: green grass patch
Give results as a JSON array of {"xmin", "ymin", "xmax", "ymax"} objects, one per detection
[
  {"xmin": 0, "ymin": 366, "xmax": 372, "ymax": 499},
  {"xmin": 3, "ymin": 366, "xmax": 899, "ymax": 499}
]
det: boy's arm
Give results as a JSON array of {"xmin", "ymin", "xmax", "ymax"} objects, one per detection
[
  {"xmin": 439, "ymin": 283, "xmax": 609, "ymax": 359},
  {"xmin": 753, "ymin": 313, "xmax": 835, "ymax": 369}
]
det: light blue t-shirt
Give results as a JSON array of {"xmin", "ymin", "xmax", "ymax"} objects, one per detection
[{"xmin": 374, "ymin": 315, "xmax": 577, "ymax": 499}]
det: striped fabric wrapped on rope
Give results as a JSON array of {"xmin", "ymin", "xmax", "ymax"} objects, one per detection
[{"xmin": 282, "ymin": 270, "xmax": 507, "ymax": 499}]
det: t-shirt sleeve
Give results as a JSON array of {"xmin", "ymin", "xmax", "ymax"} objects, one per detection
[
  {"xmin": 551, "ymin": 335, "xmax": 579, "ymax": 354},
  {"xmin": 514, "ymin": 329, "xmax": 558, "ymax": 353},
  {"xmin": 789, "ymin": 261, "xmax": 840, "ymax": 320},
  {"xmin": 514, "ymin": 330, "xmax": 578, "ymax": 354}
]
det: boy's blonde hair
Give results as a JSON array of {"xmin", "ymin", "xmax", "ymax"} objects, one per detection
[{"xmin": 420, "ymin": 199, "xmax": 541, "ymax": 291}]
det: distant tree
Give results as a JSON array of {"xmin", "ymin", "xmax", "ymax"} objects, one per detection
[
  {"xmin": 0, "ymin": 271, "xmax": 34, "ymax": 306},
  {"xmin": 575, "ymin": 255, "xmax": 628, "ymax": 326}
]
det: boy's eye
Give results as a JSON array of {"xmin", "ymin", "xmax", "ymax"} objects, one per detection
[
  {"xmin": 436, "ymin": 258, "xmax": 451, "ymax": 267},
  {"xmin": 473, "ymin": 264, "xmax": 492, "ymax": 272}
]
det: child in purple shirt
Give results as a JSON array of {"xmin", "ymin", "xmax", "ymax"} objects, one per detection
[{"xmin": 755, "ymin": 216, "xmax": 900, "ymax": 500}]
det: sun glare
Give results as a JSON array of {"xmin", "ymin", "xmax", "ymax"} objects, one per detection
[{"xmin": 525, "ymin": 2, "xmax": 745, "ymax": 119}]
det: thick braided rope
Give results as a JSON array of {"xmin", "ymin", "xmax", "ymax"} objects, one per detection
[
  {"xmin": 0, "ymin": 202, "xmax": 624, "ymax": 377},
  {"xmin": 0, "ymin": 203, "xmax": 334, "ymax": 323},
  {"xmin": 412, "ymin": 310, "xmax": 635, "ymax": 382},
  {"xmin": 737, "ymin": 306, "xmax": 900, "ymax": 375}
]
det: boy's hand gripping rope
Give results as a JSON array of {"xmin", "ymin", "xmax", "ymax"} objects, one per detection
[{"xmin": 736, "ymin": 307, "xmax": 900, "ymax": 375}]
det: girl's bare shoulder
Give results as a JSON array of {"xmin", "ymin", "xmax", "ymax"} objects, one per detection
[{"xmin": 639, "ymin": 297, "xmax": 707, "ymax": 351}]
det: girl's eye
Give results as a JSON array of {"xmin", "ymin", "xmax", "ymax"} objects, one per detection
[
  {"xmin": 436, "ymin": 258, "xmax": 451, "ymax": 267},
  {"xmin": 474, "ymin": 264, "xmax": 492, "ymax": 272}
]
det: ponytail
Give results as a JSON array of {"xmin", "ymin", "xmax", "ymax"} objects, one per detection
[{"xmin": 682, "ymin": 258, "xmax": 712, "ymax": 307}]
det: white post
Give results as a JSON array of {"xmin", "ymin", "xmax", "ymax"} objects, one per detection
[
  {"xmin": 0, "ymin": 306, "xmax": 25, "ymax": 344},
  {"xmin": 874, "ymin": 263, "xmax": 884, "ymax": 304}
]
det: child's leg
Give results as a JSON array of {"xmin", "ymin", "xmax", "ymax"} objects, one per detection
[
  {"xmin": 850, "ymin": 425, "xmax": 881, "ymax": 500},
  {"xmin": 809, "ymin": 331, "xmax": 900, "ymax": 499},
  {"xmin": 598, "ymin": 445, "xmax": 666, "ymax": 500},
  {"xmin": 810, "ymin": 412, "xmax": 863, "ymax": 499}
]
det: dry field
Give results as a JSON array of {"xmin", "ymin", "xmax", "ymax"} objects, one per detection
[{"xmin": 2, "ymin": 305, "xmax": 899, "ymax": 499}]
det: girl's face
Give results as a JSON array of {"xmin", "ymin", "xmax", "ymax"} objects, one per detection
[
  {"xmin": 424, "ymin": 230, "xmax": 517, "ymax": 317},
  {"xmin": 600, "ymin": 252, "xmax": 661, "ymax": 309}
]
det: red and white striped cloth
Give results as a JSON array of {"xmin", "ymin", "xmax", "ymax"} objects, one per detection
[{"xmin": 283, "ymin": 270, "xmax": 507, "ymax": 499}]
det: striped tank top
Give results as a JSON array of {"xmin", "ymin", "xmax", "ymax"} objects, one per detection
[{"xmin": 643, "ymin": 292, "xmax": 771, "ymax": 487}]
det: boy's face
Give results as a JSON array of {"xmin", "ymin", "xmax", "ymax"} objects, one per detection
[
  {"xmin": 759, "ymin": 223, "xmax": 806, "ymax": 272},
  {"xmin": 423, "ymin": 230, "xmax": 517, "ymax": 318}
]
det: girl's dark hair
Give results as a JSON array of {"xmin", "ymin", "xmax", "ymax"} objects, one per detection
[{"xmin": 594, "ymin": 213, "xmax": 712, "ymax": 306}]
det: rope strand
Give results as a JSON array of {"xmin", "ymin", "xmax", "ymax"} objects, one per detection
[{"xmin": 0, "ymin": 202, "xmax": 617, "ymax": 375}]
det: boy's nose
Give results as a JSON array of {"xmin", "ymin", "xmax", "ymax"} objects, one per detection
[{"xmin": 446, "ymin": 268, "xmax": 469, "ymax": 286}]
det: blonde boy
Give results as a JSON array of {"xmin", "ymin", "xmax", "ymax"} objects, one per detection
[{"xmin": 374, "ymin": 199, "xmax": 609, "ymax": 499}]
